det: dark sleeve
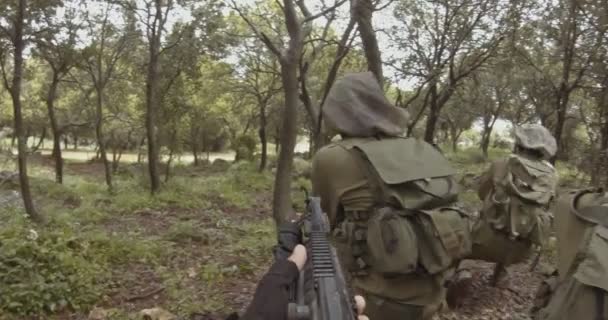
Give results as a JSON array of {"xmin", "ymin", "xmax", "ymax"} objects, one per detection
[{"xmin": 241, "ymin": 260, "xmax": 300, "ymax": 320}]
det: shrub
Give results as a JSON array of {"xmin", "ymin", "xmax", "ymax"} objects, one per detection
[
  {"xmin": 233, "ymin": 135, "xmax": 257, "ymax": 162},
  {"xmin": 0, "ymin": 223, "xmax": 106, "ymax": 316}
]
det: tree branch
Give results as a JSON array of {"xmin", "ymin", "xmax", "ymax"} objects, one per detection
[
  {"xmin": 230, "ymin": 1, "xmax": 283, "ymax": 58},
  {"xmin": 300, "ymin": 0, "xmax": 348, "ymax": 24}
]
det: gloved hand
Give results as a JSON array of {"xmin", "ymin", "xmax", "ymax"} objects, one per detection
[{"xmin": 241, "ymin": 244, "xmax": 369, "ymax": 320}]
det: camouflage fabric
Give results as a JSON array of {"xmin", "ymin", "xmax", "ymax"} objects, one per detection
[
  {"xmin": 322, "ymin": 72, "xmax": 410, "ymax": 138},
  {"xmin": 533, "ymin": 189, "xmax": 608, "ymax": 320},
  {"xmin": 514, "ymin": 124, "xmax": 557, "ymax": 159}
]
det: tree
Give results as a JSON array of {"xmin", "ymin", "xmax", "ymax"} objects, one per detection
[
  {"xmin": 351, "ymin": 0, "xmax": 385, "ymax": 85},
  {"xmin": 235, "ymin": 47, "xmax": 280, "ymax": 171},
  {"xmin": 0, "ymin": 0, "xmax": 57, "ymax": 222},
  {"xmin": 389, "ymin": 0, "xmax": 512, "ymax": 143},
  {"xmin": 34, "ymin": 7, "xmax": 80, "ymax": 184},
  {"xmin": 233, "ymin": 0, "xmax": 346, "ymax": 225},
  {"xmin": 515, "ymin": 0, "xmax": 606, "ymax": 162},
  {"xmin": 80, "ymin": 1, "xmax": 132, "ymax": 191},
  {"xmin": 120, "ymin": 0, "xmax": 225, "ymax": 193}
]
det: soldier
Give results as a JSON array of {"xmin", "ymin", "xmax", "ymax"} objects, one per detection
[
  {"xmin": 470, "ymin": 124, "xmax": 558, "ymax": 285},
  {"xmin": 312, "ymin": 72, "xmax": 471, "ymax": 320},
  {"xmin": 532, "ymin": 189, "xmax": 608, "ymax": 320}
]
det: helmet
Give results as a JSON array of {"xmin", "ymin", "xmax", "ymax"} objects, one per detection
[{"xmin": 514, "ymin": 124, "xmax": 557, "ymax": 159}]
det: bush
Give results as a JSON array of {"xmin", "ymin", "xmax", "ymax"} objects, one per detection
[
  {"xmin": 233, "ymin": 135, "xmax": 257, "ymax": 162},
  {"xmin": 0, "ymin": 223, "xmax": 106, "ymax": 316}
]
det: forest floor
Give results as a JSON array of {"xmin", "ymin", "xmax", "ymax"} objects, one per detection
[{"xmin": 0, "ymin": 147, "xmax": 585, "ymax": 320}]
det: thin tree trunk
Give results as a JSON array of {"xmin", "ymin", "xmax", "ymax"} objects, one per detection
[
  {"xmin": 32, "ymin": 127, "xmax": 46, "ymax": 153},
  {"xmin": 95, "ymin": 88, "xmax": 113, "ymax": 190},
  {"xmin": 165, "ymin": 149, "xmax": 174, "ymax": 183},
  {"xmin": 73, "ymin": 135, "xmax": 78, "ymax": 149},
  {"xmin": 424, "ymin": 84, "xmax": 440, "ymax": 143},
  {"xmin": 165, "ymin": 129, "xmax": 176, "ymax": 183},
  {"xmin": 259, "ymin": 104, "xmax": 268, "ymax": 172},
  {"xmin": 599, "ymin": 85, "xmax": 608, "ymax": 188},
  {"xmin": 145, "ymin": 0, "xmax": 163, "ymax": 194},
  {"xmin": 352, "ymin": 0, "xmax": 383, "ymax": 85},
  {"xmin": 137, "ymin": 136, "xmax": 145, "ymax": 164},
  {"xmin": 10, "ymin": 0, "xmax": 42, "ymax": 222},
  {"xmin": 25, "ymin": 126, "xmax": 31, "ymax": 149},
  {"xmin": 480, "ymin": 116, "xmax": 493, "ymax": 158},
  {"xmin": 46, "ymin": 72, "xmax": 63, "ymax": 183}
]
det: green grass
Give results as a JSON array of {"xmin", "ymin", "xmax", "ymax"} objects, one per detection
[{"xmin": 0, "ymin": 155, "xmax": 277, "ymax": 319}]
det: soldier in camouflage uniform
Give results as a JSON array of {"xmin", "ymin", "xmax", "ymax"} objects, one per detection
[
  {"xmin": 471, "ymin": 124, "xmax": 559, "ymax": 284},
  {"xmin": 532, "ymin": 189, "xmax": 608, "ymax": 320},
  {"xmin": 312, "ymin": 72, "xmax": 471, "ymax": 320}
]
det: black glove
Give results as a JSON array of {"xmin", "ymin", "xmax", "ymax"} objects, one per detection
[
  {"xmin": 273, "ymin": 222, "xmax": 302, "ymax": 261},
  {"xmin": 240, "ymin": 259, "xmax": 300, "ymax": 320}
]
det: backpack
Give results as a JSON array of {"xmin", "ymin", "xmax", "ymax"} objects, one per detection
[
  {"xmin": 333, "ymin": 137, "xmax": 472, "ymax": 276},
  {"xmin": 480, "ymin": 155, "xmax": 557, "ymax": 245},
  {"xmin": 533, "ymin": 189, "xmax": 608, "ymax": 320}
]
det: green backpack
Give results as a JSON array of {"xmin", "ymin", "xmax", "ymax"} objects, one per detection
[
  {"xmin": 533, "ymin": 189, "xmax": 608, "ymax": 320},
  {"xmin": 479, "ymin": 155, "xmax": 557, "ymax": 240},
  {"xmin": 335, "ymin": 137, "xmax": 472, "ymax": 276}
]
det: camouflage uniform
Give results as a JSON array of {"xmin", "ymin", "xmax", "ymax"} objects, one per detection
[
  {"xmin": 533, "ymin": 189, "xmax": 608, "ymax": 320},
  {"xmin": 312, "ymin": 72, "xmax": 469, "ymax": 320},
  {"xmin": 470, "ymin": 124, "xmax": 558, "ymax": 278}
]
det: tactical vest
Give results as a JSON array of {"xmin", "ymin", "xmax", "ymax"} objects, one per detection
[
  {"xmin": 332, "ymin": 137, "xmax": 472, "ymax": 277},
  {"xmin": 533, "ymin": 189, "xmax": 608, "ymax": 320}
]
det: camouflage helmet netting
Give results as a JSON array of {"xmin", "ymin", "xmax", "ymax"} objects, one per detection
[{"xmin": 514, "ymin": 124, "xmax": 557, "ymax": 158}]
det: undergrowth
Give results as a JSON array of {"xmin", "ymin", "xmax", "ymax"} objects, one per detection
[{"xmin": 0, "ymin": 158, "xmax": 276, "ymax": 319}]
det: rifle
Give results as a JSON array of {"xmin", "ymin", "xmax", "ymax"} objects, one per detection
[{"xmin": 274, "ymin": 196, "xmax": 357, "ymax": 320}]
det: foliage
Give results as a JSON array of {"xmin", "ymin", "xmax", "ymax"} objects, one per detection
[{"xmin": 0, "ymin": 213, "xmax": 105, "ymax": 316}]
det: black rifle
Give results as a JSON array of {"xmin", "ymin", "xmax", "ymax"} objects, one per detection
[{"xmin": 274, "ymin": 196, "xmax": 357, "ymax": 320}]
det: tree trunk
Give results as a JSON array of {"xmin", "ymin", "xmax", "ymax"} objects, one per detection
[
  {"xmin": 165, "ymin": 129, "xmax": 176, "ymax": 183},
  {"xmin": 352, "ymin": 0, "xmax": 383, "ymax": 85},
  {"xmin": 480, "ymin": 116, "xmax": 493, "ymax": 158},
  {"xmin": 272, "ymin": 0, "xmax": 302, "ymax": 226},
  {"xmin": 599, "ymin": 84, "xmax": 608, "ymax": 188},
  {"xmin": 423, "ymin": 84, "xmax": 440, "ymax": 143},
  {"xmin": 10, "ymin": 0, "xmax": 42, "ymax": 222},
  {"xmin": 552, "ymin": 95, "xmax": 569, "ymax": 164},
  {"xmin": 145, "ymin": 0, "xmax": 163, "ymax": 194},
  {"xmin": 273, "ymin": 60, "xmax": 299, "ymax": 225},
  {"xmin": 165, "ymin": 148, "xmax": 174, "ymax": 183},
  {"xmin": 32, "ymin": 127, "xmax": 46, "ymax": 153},
  {"xmin": 25, "ymin": 126, "xmax": 31, "ymax": 149},
  {"xmin": 95, "ymin": 87, "xmax": 113, "ymax": 190},
  {"xmin": 259, "ymin": 104, "xmax": 268, "ymax": 172},
  {"xmin": 73, "ymin": 135, "xmax": 78, "ymax": 149},
  {"xmin": 46, "ymin": 73, "xmax": 63, "ymax": 183},
  {"xmin": 137, "ymin": 137, "xmax": 145, "ymax": 164}
]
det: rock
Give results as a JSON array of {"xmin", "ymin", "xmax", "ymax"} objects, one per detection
[
  {"xmin": 140, "ymin": 307, "xmax": 177, "ymax": 320},
  {"xmin": 88, "ymin": 307, "xmax": 110, "ymax": 320}
]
